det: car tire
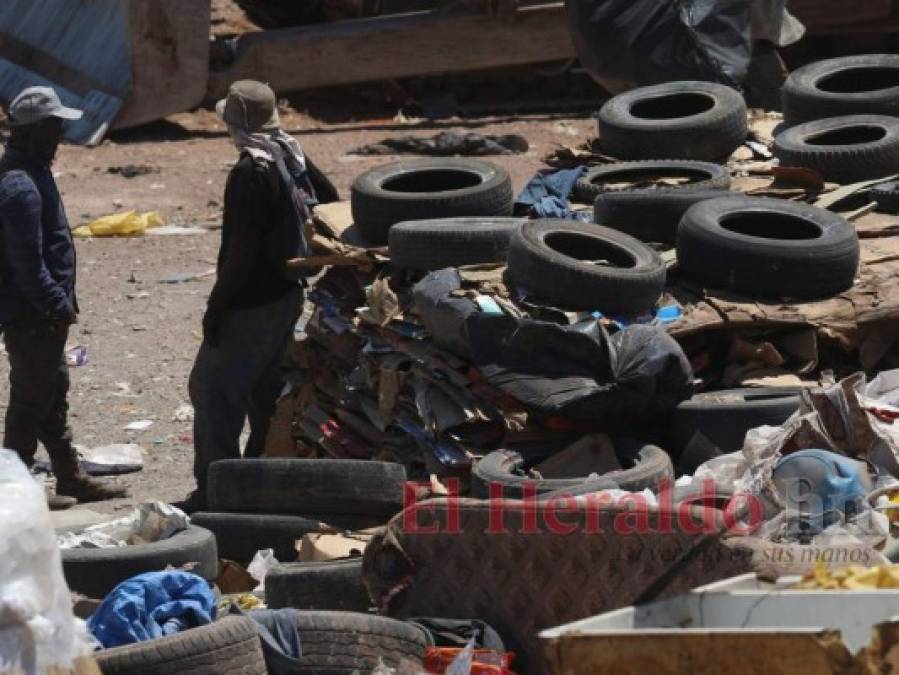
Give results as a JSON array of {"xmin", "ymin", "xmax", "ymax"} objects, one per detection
[
  {"xmin": 95, "ymin": 615, "xmax": 265, "ymax": 675},
  {"xmin": 782, "ymin": 54, "xmax": 899, "ymax": 126},
  {"xmin": 671, "ymin": 387, "xmax": 802, "ymax": 460},
  {"xmin": 190, "ymin": 512, "xmax": 384, "ymax": 565},
  {"xmin": 594, "ymin": 189, "xmax": 736, "ymax": 245},
  {"xmin": 292, "ymin": 611, "xmax": 428, "ymax": 673},
  {"xmin": 772, "ymin": 114, "xmax": 899, "ymax": 183},
  {"xmin": 266, "ymin": 558, "xmax": 370, "ymax": 612},
  {"xmin": 676, "ymin": 196, "xmax": 859, "ymax": 299},
  {"xmin": 471, "ymin": 439, "xmax": 673, "ymax": 498},
  {"xmin": 62, "ymin": 525, "xmax": 218, "ymax": 600},
  {"xmin": 573, "ymin": 160, "xmax": 730, "ymax": 204},
  {"xmin": 351, "ymin": 159, "xmax": 513, "ymax": 244},
  {"xmin": 507, "ymin": 219, "xmax": 666, "ymax": 313},
  {"xmin": 598, "ymin": 81, "xmax": 747, "ymax": 161},
  {"xmin": 388, "ymin": 217, "xmax": 524, "ymax": 271},
  {"xmin": 207, "ymin": 459, "xmax": 407, "ymax": 517}
]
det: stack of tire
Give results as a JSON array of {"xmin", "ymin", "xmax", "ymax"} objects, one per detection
[
  {"xmin": 578, "ymin": 79, "xmax": 861, "ymax": 302},
  {"xmin": 191, "ymin": 458, "xmax": 407, "ymax": 612},
  {"xmin": 774, "ymin": 54, "xmax": 899, "ymax": 183}
]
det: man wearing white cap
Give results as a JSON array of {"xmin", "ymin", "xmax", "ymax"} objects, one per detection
[{"xmin": 0, "ymin": 86, "xmax": 125, "ymax": 503}]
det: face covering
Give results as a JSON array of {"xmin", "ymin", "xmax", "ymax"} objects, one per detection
[{"xmin": 8, "ymin": 117, "xmax": 64, "ymax": 164}]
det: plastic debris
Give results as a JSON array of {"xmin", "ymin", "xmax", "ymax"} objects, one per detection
[
  {"xmin": 247, "ymin": 549, "xmax": 279, "ymax": 592},
  {"xmin": 57, "ymin": 501, "xmax": 188, "ymax": 550},
  {"xmin": 73, "ymin": 210, "xmax": 165, "ymax": 237},
  {"xmin": 65, "ymin": 345, "xmax": 88, "ymax": 367},
  {"xmin": 1, "ymin": 450, "xmax": 93, "ymax": 671}
]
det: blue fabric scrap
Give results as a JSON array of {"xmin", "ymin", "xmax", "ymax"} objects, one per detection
[
  {"xmin": 87, "ymin": 571, "xmax": 216, "ymax": 649},
  {"xmin": 514, "ymin": 166, "xmax": 591, "ymax": 221}
]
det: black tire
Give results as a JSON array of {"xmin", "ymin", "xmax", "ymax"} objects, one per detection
[
  {"xmin": 507, "ymin": 219, "xmax": 666, "ymax": 313},
  {"xmin": 872, "ymin": 180, "xmax": 899, "ymax": 214},
  {"xmin": 96, "ymin": 616, "xmax": 265, "ymax": 675},
  {"xmin": 471, "ymin": 439, "xmax": 673, "ymax": 499},
  {"xmin": 598, "ymin": 81, "xmax": 747, "ymax": 161},
  {"xmin": 62, "ymin": 525, "xmax": 218, "ymax": 600},
  {"xmin": 783, "ymin": 54, "xmax": 899, "ymax": 126},
  {"xmin": 573, "ymin": 160, "xmax": 730, "ymax": 204},
  {"xmin": 207, "ymin": 459, "xmax": 407, "ymax": 517},
  {"xmin": 772, "ymin": 115, "xmax": 899, "ymax": 183},
  {"xmin": 676, "ymin": 196, "xmax": 859, "ymax": 299},
  {"xmin": 190, "ymin": 512, "xmax": 384, "ymax": 565},
  {"xmin": 671, "ymin": 388, "xmax": 802, "ymax": 458},
  {"xmin": 351, "ymin": 159, "xmax": 513, "ymax": 244},
  {"xmin": 292, "ymin": 611, "xmax": 428, "ymax": 673},
  {"xmin": 266, "ymin": 558, "xmax": 370, "ymax": 612},
  {"xmin": 388, "ymin": 217, "xmax": 524, "ymax": 271},
  {"xmin": 594, "ymin": 189, "xmax": 737, "ymax": 245}
]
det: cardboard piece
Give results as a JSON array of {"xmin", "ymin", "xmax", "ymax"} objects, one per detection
[
  {"xmin": 296, "ymin": 530, "xmax": 376, "ymax": 562},
  {"xmin": 312, "ymin": 200, "xmax": 354, "ymax": 239},
  {"xmin": 217, "ymin": 559, "xmax": 257, "ymax": 594}
]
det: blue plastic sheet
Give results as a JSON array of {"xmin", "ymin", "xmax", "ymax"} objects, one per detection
[{"xmin": 87, "ymin": 571, "xmax": 216, "ymax": 649}]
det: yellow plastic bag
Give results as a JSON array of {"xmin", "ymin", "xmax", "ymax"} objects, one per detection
[{"xmin": 73, "ymin": 210, "xmax": 165, "ymax": 237}]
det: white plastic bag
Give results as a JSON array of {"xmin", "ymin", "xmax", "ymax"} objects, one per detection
[
  {"xmin": 57, "ymin": 501, "xmax": 189, "ymax": 550},
  {"xmin": 0, "ymin": 449, "xmax": 92, "ymax": 673},
  {"xmin": 248, "ymin": 549, "xmax": 279, "ymax": 592}
]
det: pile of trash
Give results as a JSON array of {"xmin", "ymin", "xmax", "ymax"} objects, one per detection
[{"xmin": 23, "ymin": 47, "xmax": 899, "ymax": 675}]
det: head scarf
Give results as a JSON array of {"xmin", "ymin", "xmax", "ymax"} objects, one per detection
[{"xmin": 229, "ymin": 125, "xmax": 307, "ymax": 173}]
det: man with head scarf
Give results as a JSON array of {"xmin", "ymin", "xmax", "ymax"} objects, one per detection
[
  {"xmin": 177, "ymin": 80, "xmax": 337, "ymax": 513},
  {"xmin": 0, "ymin": 86, "xmax": 126, "ymax": 504}
]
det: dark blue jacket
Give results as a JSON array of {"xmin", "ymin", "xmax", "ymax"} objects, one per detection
[{"xmin": 0, "ymin": 147, "xmax": 76, "ymax": 325}]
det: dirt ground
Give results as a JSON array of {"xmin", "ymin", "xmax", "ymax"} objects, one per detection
[{"xmin": 11, "ymin": 103, "xmax": 595, "ymax": 514}]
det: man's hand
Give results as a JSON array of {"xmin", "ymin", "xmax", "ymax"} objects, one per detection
[{"xmin": 202, "ymin": 309, "xmax": 223, "ymax": 347}]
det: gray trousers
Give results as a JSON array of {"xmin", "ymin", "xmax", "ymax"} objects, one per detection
[{"xmin": 189, "ymin": 287, "xmax": 303, "ymax": 492}]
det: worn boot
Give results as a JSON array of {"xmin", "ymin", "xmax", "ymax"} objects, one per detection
[
  {"xmin": 172, "ymin": 489, "xmax": 207, "ymax": 516},
  {"xmin": 56, "ymin": 473, "xmax": 127, "ymax": 502},
  {"xmin": 51, "ymin": 449, "xmax": 127, "ymax": 503},
  {"xmin": 48, "ymin": 493, "xmax": 77, "ymax": 510}
]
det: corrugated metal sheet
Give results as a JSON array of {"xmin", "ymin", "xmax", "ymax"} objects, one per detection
[{"xmin": 0, "ymin": 0, "xmax": 129, "ymax": 144}]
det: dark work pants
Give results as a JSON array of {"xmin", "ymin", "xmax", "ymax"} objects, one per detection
[
  {"xmin": 3, "ymin": 320, "xmax": 78, "ymax": 474},
  {"xmin": 189, "ymin": 287, "xmax": 303, "ymax": 493}
]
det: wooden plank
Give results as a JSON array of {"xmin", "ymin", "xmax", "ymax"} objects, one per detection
[
  {"xmin": 114, "ymin": 0, "xmax": 211, "ymax": 129},
  {"xmin": 207, "ymin": 2, "xmax": 574, "ymax": 99}
]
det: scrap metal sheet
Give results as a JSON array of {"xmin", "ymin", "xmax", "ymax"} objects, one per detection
[{"xmin": 0, "ymin": 0, "xmax": 129, "ymax": 144}]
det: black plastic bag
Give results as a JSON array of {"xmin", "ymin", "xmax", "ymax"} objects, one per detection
[
  {"xmin": 466, "ymin": 314, "xmax": 693, "ymax": 425},
  {"xmin": 412, "ymin": 269, "xmax": 477, "ymax": 359},
  {"xmin": 566, "ymin": 0, "xmax": 801, "ymax": 95}
]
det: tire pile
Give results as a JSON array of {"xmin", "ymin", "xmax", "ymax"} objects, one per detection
[
  {"xmin": 264, "ymin": 57, "xmax": 899, "ymax": 502},
  {"xmin": 268, "ymin": 57, "xmax": 899, "ymax": 496}
]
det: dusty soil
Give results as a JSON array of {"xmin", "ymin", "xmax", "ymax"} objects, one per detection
[{"xmin": 13, "ymin": 104, "xmax": 595, "ymax": 514}]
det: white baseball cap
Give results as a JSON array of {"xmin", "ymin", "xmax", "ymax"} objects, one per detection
[{"xmin": 8, "ymin": 86, "xmax": 83, "ymax": 126}]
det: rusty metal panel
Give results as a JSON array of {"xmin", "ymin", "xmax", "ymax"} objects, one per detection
[{"xmin": 0, "ymin": 0, "xmax": 129, "ymax": 143}]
